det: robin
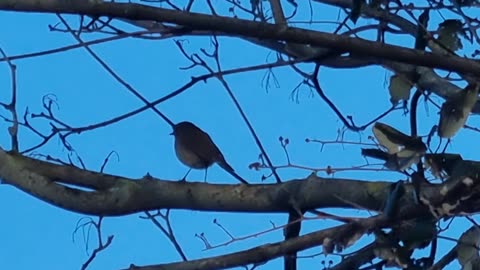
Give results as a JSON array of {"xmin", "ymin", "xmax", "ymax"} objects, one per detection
[{"xmin": 171, "ymin": 121, "xmax": 249, "ymax": 184}]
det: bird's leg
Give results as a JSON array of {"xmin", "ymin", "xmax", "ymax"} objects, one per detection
[
  {"xmin": 204, "ymin": 168, "xmax": 208, "ymax": 183},
  {"xmin": 143, "ymin": 172, "xmax": 155, "ymax": 181},
  {"xmin": 179, "ymin": 168, "xmax": 192, "ymax": 182}
]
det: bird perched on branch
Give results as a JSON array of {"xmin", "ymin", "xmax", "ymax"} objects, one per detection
[
  {"xmin": 438, "ymin": 83, "xmax": 479, "ymax": 139},
  {"xmin": 171, "ymin": 121, "xmax": 249, "ymax": 184}
]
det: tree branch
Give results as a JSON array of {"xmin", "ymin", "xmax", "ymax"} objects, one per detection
[{"xmin": 0, "ymin": 0, "xmax": 479, "ymax": 76}]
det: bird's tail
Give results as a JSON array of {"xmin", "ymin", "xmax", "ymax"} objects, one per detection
[{"xmin": 217, "ymin": 161, "xmax": 249, "ymax": 184}]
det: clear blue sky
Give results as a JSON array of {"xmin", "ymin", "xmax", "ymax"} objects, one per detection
[{"xmin": 0, "ymin": 2, "xmax": 478, "ymax": 269}]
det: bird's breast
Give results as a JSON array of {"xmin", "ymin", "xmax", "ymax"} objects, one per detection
[{"xmin": 174, "ymin": 139, "xmax": 212, "ymax": 169}]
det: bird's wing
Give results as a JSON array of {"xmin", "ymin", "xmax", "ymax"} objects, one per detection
[
  {"xmin": 192, "ymin": 129, "xmax": 238, "ymax": 173},
  {"xmin": 187, "ymin": 127, "xmax": 227, "ymax": 163}
]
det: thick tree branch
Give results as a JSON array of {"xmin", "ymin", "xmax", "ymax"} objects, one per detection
[
  {"xmin": 0, "ymin": 148, "xmax": 406, "ymax": 216},
  {"xmin": 2, "ymin": 148, "xmax": 479, "ymax": 222},
  {"xmin": 0, "ymin": 1, "xmax": 480, "ymax": 76}
]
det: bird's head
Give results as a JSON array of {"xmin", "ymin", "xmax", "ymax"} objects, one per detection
[{"xmin": 171, "ymin": 121, "xmax": 196, "ymax": 136}]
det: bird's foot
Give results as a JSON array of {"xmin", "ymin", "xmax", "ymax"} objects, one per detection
[
  {"xmin": 143, "ymin": 172, "xmax": 155, "ymax": 181},
  {"xmin": 178, "ymin": 177, "xmax": 187, "ymax": 183}
]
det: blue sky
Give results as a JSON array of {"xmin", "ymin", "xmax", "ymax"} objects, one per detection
[{"xmin": 0, "ymin": 2, "xmax": 478, "ymax": 270}]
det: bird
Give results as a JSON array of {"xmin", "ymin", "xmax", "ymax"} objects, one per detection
[
  {"xmin": 438, "ymin": 83, "xmax": 479, "ymax": 139},
  {"xmin": 171, "ymin": 121, "xmax": 249, "ymax": 184}
]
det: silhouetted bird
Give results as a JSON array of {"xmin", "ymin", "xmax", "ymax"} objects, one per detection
[{"xmin": 171, "ymin": 121, "xmax": 249, "ymax": 184}]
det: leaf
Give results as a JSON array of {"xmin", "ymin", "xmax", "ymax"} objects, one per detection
[
  {"xmin": 368, "ymin": 122, "xmax": 426, "ymax": 172},
  {"xmin": 450, "ymin": 0, "xmax": 479, "ymax": 7},
  {"xmin": 372, "ymin": 122, "xmax": 404, "ymax": 154},
  {"xmin": 350, "ymin": 0, "xmax": 365, "ymax": 24},
  {"xmin": 437, "ymin": 19, "xmax": 464, "ymax": 51},
  {"xmin": 361, "ymin": 148, "xmax": 420, "ymax": 171},
  {"xmin": 457, "ymin": 226, "xmax": 480, "ymax": 267},
  {"xmin": 438, "ymin": 83, "xmax": 479, "ymax": 138},
  {"xmin": 368, "ymin": 0, "xmax": 382, "ymax": 8},
  {"xmin": 372, "ymin": 122, "xmax": 426, "ymax": 154},
  {"xmin": 394, "ymin": 217, "xmax": 437, "ymax": 250},
  {"xmin": 389, "ymin": 74, "xmax": 413, "ymax": 105},
  {"xmin": 373, "ymin": 231, "xmax": 411, "ymax": 268},
  {"xmin": 424, "ymin": 153, "xmax": 463, "ymax": 178}
]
